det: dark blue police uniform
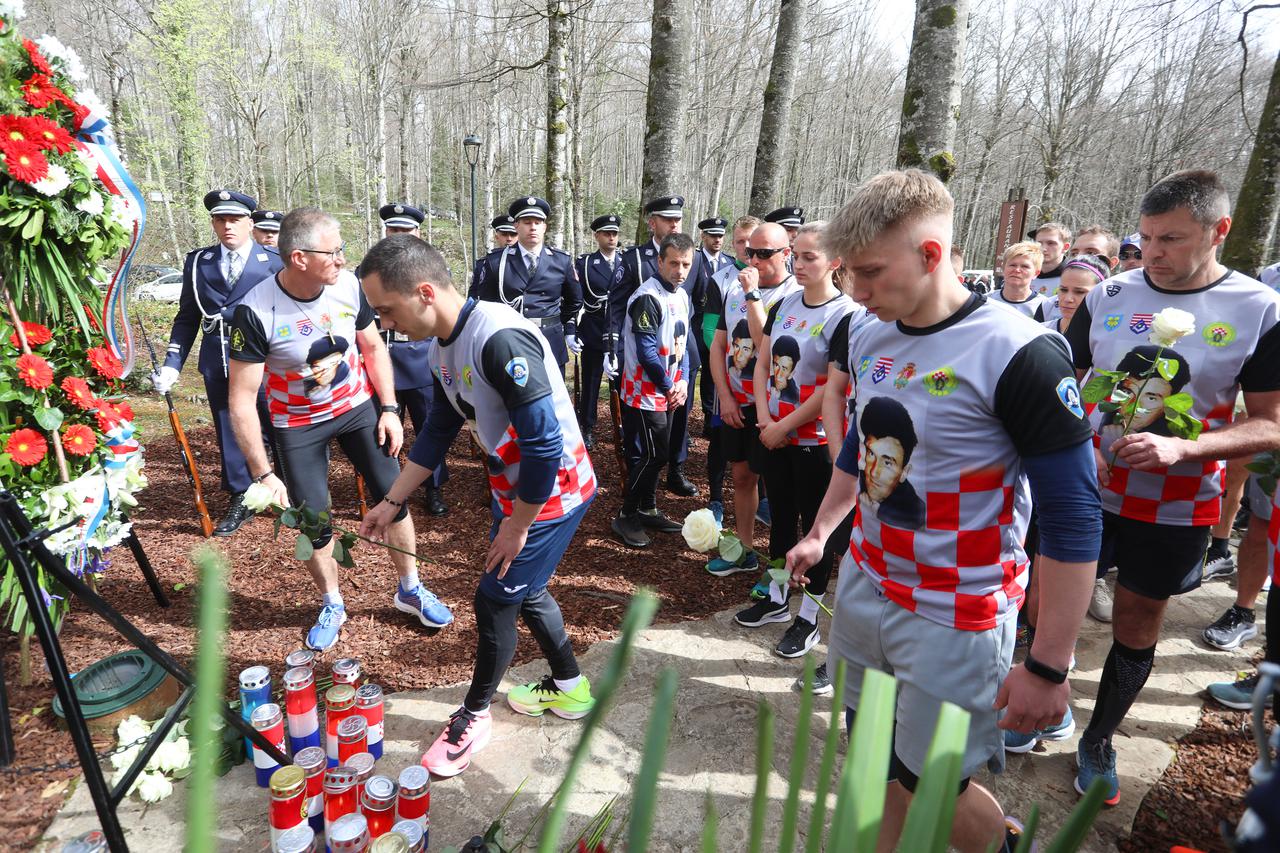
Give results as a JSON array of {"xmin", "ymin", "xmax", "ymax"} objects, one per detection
[{"xmin": 574, "ymin": 214, "xmax": 623, "ymax": 442}]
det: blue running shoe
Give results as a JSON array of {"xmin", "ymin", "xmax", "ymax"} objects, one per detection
[
  {"xmin": 395, "ymin": 584, "xmax": 454, "ymax": 628},
  {"xmin": 749, "ymin": 570, "xmax": 771, "ymax": 600},
  {"xmin": 1004, "ymin": 707, "xmax": 1074, "ymax": 753},
  {"xmin": 755, "ymin": 497, "xmax": 771, "ymax": 526},
  {"xmin": 708, "ymin": 500, "xmax": 724, "ymax": 525},
  {"xmin": 1074, "ymin": 737, "xmax": 1120, "ymax": 806},
  {"xmin": 706, "ymin": 551, "xmax": 759, "ymax": 578},
  {"xmin": 306, "ymin": 603, "xmax": 347, "ymax": 651}
]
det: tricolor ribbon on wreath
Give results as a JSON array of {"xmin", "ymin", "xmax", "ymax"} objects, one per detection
[{"xmin": 72, "ymin": 102, "xmax": 147, "ymax": 378}]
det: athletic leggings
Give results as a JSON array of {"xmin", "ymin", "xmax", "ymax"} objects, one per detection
[
  {"xmin": 621, "ymin": 405, "xmax": 672, "ymax": 515},
  {"xmin": 761, "ymin": 443, "xmax": 841, "ymax": 596}
]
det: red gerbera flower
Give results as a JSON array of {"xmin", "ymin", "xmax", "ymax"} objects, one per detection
[
  {"xmin": 22, "ymin": 116, "xmax": 72, "ymax": 155},
  {"xmin": 0, "ymin": 115, "xmax": 30, "ymax": 146},
  {"xmin": 5, "ymin": 428, "xmax": 47, "ymax": 466},
  {"xmin": 21, "ymin": 40, "xmax": 52, "ymax": 76},
  {"xmin": 15, "ymin": 353, "xmax": 53, "ymax": 389},
  {"xmin": 60, "ymin": 376, "xmax": 97, "ymax": 410},
  {"xmin": 83, "ymin": 305, "xmax": 101, "ymax": 332},
  {"xmin": 2, "ymin": 140, "xmax": 48, "ymax": 183},
  {"xmin": 7, "ymin": 320, "xmax": 52, "ymax": 348},
  {"xmin": 86, "ymin": 346, "xmax": 123, "ymax": 380},
  {"xmin": 21, "ymin": 74, "xmax": 62, "ymax": 110},
  {"xmin": 61, "ymin": 424, "xmax": 96, "ymax": 457}
]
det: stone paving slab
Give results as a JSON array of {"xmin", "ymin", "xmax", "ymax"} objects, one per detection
[{"xmin": 41, "ymin": 574, "xmax": 1262, "ymax": 851}]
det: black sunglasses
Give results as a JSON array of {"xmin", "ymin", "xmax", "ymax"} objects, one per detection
[
  {"xmin": 1118, "ymin": 249, "xmax": 1142, "ymax": 260},
  {"xmin": 745, "ymin": 247, "xmax": 787, "ymax": 260}
]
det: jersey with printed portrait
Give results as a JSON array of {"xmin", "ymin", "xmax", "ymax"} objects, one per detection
[
  {"xmin": 713, "ymin": 275, "xmax": 801, "ymax": 407},
  {"xmin": 229, "ymin": 270, "xmax": 373, "ymax": 428},
  {"xmin": 434, "ymin": 301, "xmax": 596, "ymax": 520},
  {"xmin": 1066, "ymin": 268, "xmax": 1280, "ymax": 526},
  {"xmin": 839, "ymin": 295, "xmax": 1093, "ymax": 631},
  {"xmin": 622, "ymin": 277, "xmax": 690, "ymax": 412},
  {"xmin": 762, "ymin": 291, "xmax": 858, "ymax": 445}
]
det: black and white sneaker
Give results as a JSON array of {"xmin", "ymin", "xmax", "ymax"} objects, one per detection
[
  {"xmin": 1202, "ymin": 551, "xmax": 1236, "ymax": 582},
  {"xmin": 638, "ymin": 508, "xmax": 682, "ymax": 533},
  {"xmin": 775, "ymin": 617, "xmax": 819, "ymax": 658},
  {"xmin": 734, "ymin": 597, "xmax": 791, "ymax": 628},
  {"xmin": 1202, "ymin": 604, "xmax": 1258, "ymax": 650},
  {"xmin": 792, "ymin": 662, "xmax": 835, "ymax": 696}
]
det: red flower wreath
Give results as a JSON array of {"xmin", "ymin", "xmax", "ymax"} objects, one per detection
[
  {"xmin": 60, "ymin": 376, "xmax": 97, "ymax": 410},
  {"xmin": 0, "ymin": 115, "xmax": 30, "ymax": 146},
  {"xmin": 21, "ymin": 39, "xmax": 52, "ymax": 75},
  {"xmin": 7, "ymin": 320, "xmax": 52, "ymax": 348},
  {"xmin": 61, "ymin": 424, "xmax": 96, "ymax": 457},
  {"xmin": 2, "ymin": 140, "xmax": 48, "ymax": 183},
  {"xmin": 6, "ymin": 428, "xmax": 47, "ymax": 465},
  {"xmin": 15, "ymin": 353, "xmax": 53, "ymax": 389},
  {"xmin": 86, "ymin": 346, "xmax": 123, "ymax": 380},
  {"xmin": 95, "ymin": 400, "xmax": 133, "ymax": 432},
  {"xmin": 20, "ymin": 73, "xmax": 62, "ymax": 110},
  {"xmin": 22, "ymin": 116, "xmax": 72, "ymax": 155}
]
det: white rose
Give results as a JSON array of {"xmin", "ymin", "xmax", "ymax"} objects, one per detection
[
  {"xmin": 110, "ymin": 743, "xmax": 142, "ymax": 772},
  {"xmin": 153, "ymin": 737, "xmax": 190, "ymax": 773},
  {"xmin": 116, "ymin": 714, "xmax": 152, "ymax": 747},
  {"xmin": 242, "ymin": 481, "xmax": 279, "ymax": 513},
  {"xmin": 135, "ymin": 771, "xmax": 173, "ymax": 803},
  {"xmin": 681, "ymin": 508, "xmax": 721, "ymax": 552},
  {"xmin": 1149, "ymin": 307, "xmax": 1196, "ymax": 347},
  {"xmin": 75, "ymin": 191, "xmax": 105, "ymax": 216},
  {"xmin": 31, "ymin": 163, "xmax": 71, "ymax": 197}
]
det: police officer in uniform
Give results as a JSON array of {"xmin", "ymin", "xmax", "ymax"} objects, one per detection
[
  {"xmin": 605, "ymin": 196, "xmax": 703, "ymax": 496},
  {"xmin": 764, "ymin": 206, "xmax": 805, "ymax": 245},
  {"xmin": 472, "ymin": 215, "xmax": 518, "ymax": 291},
  {"xmin": 473, "ymin": 196, "xmax": 582, "ymax": 373},
  {"xmin": 697, "ymin": 217, "xmax": 733, "ymax": 280},
  {"xmin": 574, "ymin": 213, "xmax": 623, "ymax": 450},
  {"xmin": 153, "ymin": 189, "xmax": 283, "ymax": 535},
  {"xmin": 251, "ymin": 210, "xmax": 282, "ymax": 247},
  {"xmin": 376, "ymin": 202, "xmax": 449, "ymax": 515}
]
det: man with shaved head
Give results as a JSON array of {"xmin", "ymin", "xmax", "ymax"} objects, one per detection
[{"xmin": 704, "ymin": 221, "xmax": 800, "ymax": 578}]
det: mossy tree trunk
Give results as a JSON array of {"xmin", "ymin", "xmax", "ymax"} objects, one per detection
[
  {"xmin": 1222, "ymin": 50, "xmax": 1280, "ymax": 277},
  {"xmin": 748, "ymin": 0, "xmax": 808, "ymax": 215},
  {"xmin": 637, "ymin": 0, "xmax": 692, "ymax": 245},
  {"xmin": 545, "ymin": 0, "xmax": 571, "ymax": 249},
  {"xmin": 896, "ymin": 0, "xmax": 970, "ymax": 184}
]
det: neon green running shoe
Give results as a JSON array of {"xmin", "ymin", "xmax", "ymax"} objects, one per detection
[
  {"xmin": 507, "ymin": 675, "xmax": 595, "ymax": 720},
  {"xmin": 749, "ymin": 570, "xmax": 771, "ymax": 600}
]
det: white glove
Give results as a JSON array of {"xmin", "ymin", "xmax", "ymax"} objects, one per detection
[
  {"xmin": 565, "ymin": 334, "xmax": 583, "ymax": 355},
  {"xmin": 603, "ymin": 352, "xmax": 619, "ymax": 378},
  {"xmin": 151, "ymin": 366, "xmax": 179, "ymax": 395}
]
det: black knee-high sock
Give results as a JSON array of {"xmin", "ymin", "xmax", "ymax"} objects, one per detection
[{"xmin": 1083, "ymin": 640, "xmax": 1156, "ymax": 746}]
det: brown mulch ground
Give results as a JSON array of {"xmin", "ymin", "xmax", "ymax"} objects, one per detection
[{"xmin": 1, "ymin": 402, "xmax": 1270, "ymax": 850}]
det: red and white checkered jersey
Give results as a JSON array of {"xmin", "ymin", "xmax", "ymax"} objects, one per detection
[
  {"xmin": 621, "ymin": 276, "xmax": 690, "ymax": 412},
  {"xmin": 762, "ymin": 290, "xmax": 859, "ymax": 445},
  {"xmin": 714, "ymin": 275, "xmax": 801, "ymax": 407},
  {"xmin": 840, "ymin": 295, "xmax": 1093, "ymax": 630},
  {"xmin": 434, "ymin": 301, "xmax": 595, "ymax": 520},
  {"xmin": 229, "ymin": 270, "xmax": 374, "ymax": 428},
  {"xmin": 1067, "ymin": 268, "xmax": 1280, "ymax": 526}
]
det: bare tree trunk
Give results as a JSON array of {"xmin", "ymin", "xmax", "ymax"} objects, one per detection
[
  {"xmin": 1222, "ymin": 50, "xmax": 1280, "ymax": 277},
  {"xmin": 748, "ymin": 0, "xmax": 806, "ymax": 214},
  {"xmin": 896, "ymin": 0, "xmax": 970, "ymax": 183},
  {"xmin": 637, "ymin": 0, "xmax": 693, "ymax": 243},
  {"xmin": 545, "ymin": 0, "xmax": 571, "ymax": 248}
]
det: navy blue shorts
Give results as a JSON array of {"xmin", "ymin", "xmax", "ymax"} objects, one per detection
[{"xmin": 477, "ymin": 497, "xmax": 592, "ymax": 605}]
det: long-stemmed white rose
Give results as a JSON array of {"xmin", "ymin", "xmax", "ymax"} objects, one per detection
[
  {"xmin": 1148, "ymin": 307, "xmax": 1196, "ymax": 347},
  {"xmin": 681, "ymin": 507, "xmax": 720, "ymax": 552}
]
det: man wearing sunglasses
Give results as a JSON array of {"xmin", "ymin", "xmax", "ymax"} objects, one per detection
[
  {"xmin": 1118, "ymin": 233, "xmax": 1143, "ymax": 272},
  {"xmin": 227, "ymin": 208, "xmax": 453, "ymax": 652},
  {"xmin": 154, "ymin": 189, "xmax": 284, "ymax": 536}
]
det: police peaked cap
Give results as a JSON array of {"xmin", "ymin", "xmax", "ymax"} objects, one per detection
[
  {"xmin": 204, "ymin": 189, "xmax": 256, "ymax": 217},
  {"xmin": 764, "ymin": 206, "xmax": 804, "ymax": 228},
  {"xmin": 491, "ymin": 215, "xmax": 517, "ymax": 234},
  {"xmin": 251, "ymin": 210, "xmax": 283, "ymax": 231},
  {"xmin": 698, "ymin": 217, "xmax": 728, "ymax": 235},
  {"xmin": 643, "ymin": 196, "xmax": 684, "ymax": 218},
  {"xmin": 590, "ymin": 214, "xmax": 621, "ymax": 233},
  {"xmin": 380, "ymin": 203, "xmax": 426, "ymax": 229},
  {"xmin": 508, "ymin": 196, "xmax": 550, "ymax": 220}
]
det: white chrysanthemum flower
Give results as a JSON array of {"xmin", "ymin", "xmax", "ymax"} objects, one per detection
[
  {"xmin": 0, "ymin": 0, "xmax": 26, "ymax": 21},
  {"xmin": 107, "ymin": 195, "xmax": 137, "ymax": 228},
  {"xmin": 35, "ymin": 35, "xmax": 85, "ymax": 81},
  {"xmin": 75, "ymin": 89, "xmax": 109, "ymax": 119},
  {"xmin": 75, "ymin": 191, "xmax": 105, "ymax": 216},
  {"xmin": 30, "ymin": 163, "xmax": 71, "ymax": 196}
]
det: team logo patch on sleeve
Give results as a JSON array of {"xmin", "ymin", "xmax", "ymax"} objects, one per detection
[
  {"xmin": 1103, "ymin": 313, "xmax": 1122, "ymax": 331},
  {"xmin": 1106, "ymin": 283, "xmax": 1122, "ymax": 297},
  {"xmin": 230, "ymin": 328, "xmax": 245, "ymax": 352},
  {"xmin": 506, "ymin": 356, "xmax": 529, "ymax": 387},
  {"xmin": 925, "ymin": 366, "xmax": 958, "ymax": 396},
  {"xmin": 1056, "ymin": 376, "xmax": 1085, "ymax": 418},
  {"xmin": 1202, "ymin": 321, "xmax": 1236, "ymax": 347}
]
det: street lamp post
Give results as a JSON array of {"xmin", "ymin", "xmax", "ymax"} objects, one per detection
[{"xmin": 463, "ymin": 134, "xmax": 482, "ymax": 272}]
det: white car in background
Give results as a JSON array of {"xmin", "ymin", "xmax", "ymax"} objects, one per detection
[{"xmin": 133, "ymin": 266, "xmax": 183, "ymax": 302}]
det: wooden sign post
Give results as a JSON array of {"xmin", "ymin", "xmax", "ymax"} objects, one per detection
[{"xmin": 994, "ymin": 189, "xmax": 1028, "ymax": 271}]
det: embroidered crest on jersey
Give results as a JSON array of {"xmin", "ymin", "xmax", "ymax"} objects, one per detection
[
  {"xmin": 809, "ymin": 323, "xmax": 824, "ymax": 337},
  {"xmin": 797, "ymin": 319, "xmax": 808, "ymax": 332},
  {"xmin": 857, "ymin": 356, "xmax": 873, "ymax": 378},
  {"xmin": 230, "ymin": 327, "xmax": 245, "ymax": 351},
  {"xmin": 925, "ymin": 366, "xmax": 957, "ymax": 396},
  {"xmin": 297, "ymin": 318, "xmax": 314, "ymax": 336},
  {"xmin": 1106, "ymin": 283, "xmax": 1121, "ymax": 297},
  {"xmin": 276, "ymin": 325, "xmax": 291, "ymax": 339},
  {"xmin": 871, "ymin": 356, "xmax": 893, "ymax": 383},
  {"xmin": 893, "ymin": 362, "xmax": 916, "ymax": 390},
  {"xmin": 506, "ymin": 356, "xmax": 529, "ymax": 387},
  {"xmin": 782, "ymin": 315, "xmax": 796, "ymax": 330},
  {"xmin": 462, "ymin": 365, "xmax": 473, "ymax": 388},
  {"xmin": 635, "ymin": 308, "xmax": 656, "ymax": 331},
  {"xmin": 1129, "ymin": 313, "xmax": 1153, "ymax": 334},
  {"xmin": 1103, "ymin": 313, "xmax": 1122, "ymax": 331},
  {"xmin": 1202, "ymin": 321, "xmax": 1236, "ymax": 348},
  {"xmin": 439, "ymin": 364, "xmax": 453, "ymax": 386},
  {"xmin": 1057, "ymin": 377, "xmax": 1085, "ymax": 418}
]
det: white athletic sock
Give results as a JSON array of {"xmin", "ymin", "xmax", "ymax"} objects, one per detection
[
  {"xmin": 323, "ymin": 590, "xmax": 344, "ymax": 608},
  {"xmin": 463, "ymin": 703, "xmax": 491, "ymax": 717},
  {"xmin": 798, "ymin": 593, "xmax": 823, "ymax": 624},
  {"xmin": 769, "ymin": 581, "xmax": 787, "ymax": 605},
  {"xmin": 400, "ymin": 566, "xmax": 420, "ymax": 593},
  {"xmin": 553, "ymin": 675, "xmax": 582, "ymax": 692}
]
